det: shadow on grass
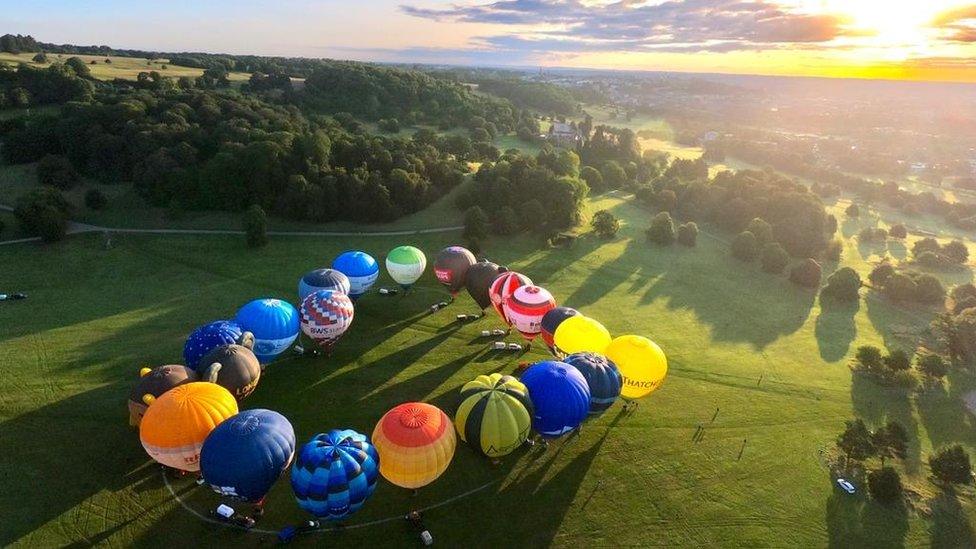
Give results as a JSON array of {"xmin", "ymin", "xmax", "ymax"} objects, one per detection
[
  {"xmin": 815, "ymin": 296, "xmax": 860, "ymax": 362},
  {"xmin": 929, "ymin": 490, "xmax": 976, "ymax": 548},
  {"xmin": 849, "ymin": 373, "xmax": 922, "ymax": 474},
  {"xmin": 915, "ymin": 372, "xmax": 976, "ymax": 451},
  {"xmin": 824, "ymin": 490, "xmax": 908, "ymax": 549}
]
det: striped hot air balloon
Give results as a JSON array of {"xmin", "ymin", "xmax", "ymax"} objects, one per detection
[
  {"xmin": 372, "ymin": 403, "xmax": 456, "ymax": 489},
  {"xmin": 540, "ymin": 306, "xmax": 579, "ymax": 356},
  {"xmin": 503, "ymin": 285, "xmax": 556, "ymax": 343},
  {"xmin": 139, "ymin": 382, "xmax": 239, "ymax": 472},
  {"xmin": 562, "ymin": 352, "xmax": 622, "ymax": 415},
  {"xmin": 488, "ymin": 271, "xmax": 532, "ymax": 325},
  {"xmin": 291, "ymin": 429, "xmax": 380, "ymax": 520},
  {"xmin": 299, "ymin": 268, "xmax": 351, "ymax": 302},
  {"xmin": 300, "ymin": 290, "xmax": 355, "ymax": 353},
  {"xmin": 455, "ymin": 374, "xmax": 533, "ymax": 458}
]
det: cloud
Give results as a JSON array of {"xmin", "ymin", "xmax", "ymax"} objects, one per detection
[
  {"xmin": 931, "ymin": 4, "xmax": 976, "ymax": 42},
  {"xmin": 401, "ymin": 0, "xmax": 858, "ymax": 54}
]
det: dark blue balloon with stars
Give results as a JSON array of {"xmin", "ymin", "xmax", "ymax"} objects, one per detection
[{"xmin": 183, "ymin": 320, "xmax": 244, "ymax": 371}]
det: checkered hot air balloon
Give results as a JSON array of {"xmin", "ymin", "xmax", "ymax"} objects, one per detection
[
  {"xmin": 300, "ymin": 290, "xmax": 355, "ymax": 352},
  {"xmin": 291, "ymin": 429, "xmax": 379, "ymax": 521},
  {"xmin": 503, "ymin": 285, "xmax": 556, "ymax": 343},
  {"xmin": 488, "ymin": 271, "xmax": 532, "ymax": 325}
]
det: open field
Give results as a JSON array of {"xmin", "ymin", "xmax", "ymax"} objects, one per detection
[
  {"xmin": 0, "ymin": 52, "xmax": 249, "ymax": 83},
  {"xmin": 2, "ymin": 189, "xmax": 975, "ymax": 547}
]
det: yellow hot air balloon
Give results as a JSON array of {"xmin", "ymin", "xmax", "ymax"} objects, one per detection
[
  {"xmin": 372, "ymin": 402, "xmax": 456, "ymax": 489},
  {"xmin": 139, "ymin": 382, "xmax": 239, "ymax": 471},
  {"xmin": 553, "ymin": 315, "xmax": 611, "ymax": 356},
  {"xmin": 604, "ymin": 335, "xmax": 668, "ymax": 400}
]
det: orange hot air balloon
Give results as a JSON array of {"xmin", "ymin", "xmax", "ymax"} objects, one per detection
[
  {"xmin": 139, "ymin": 382, "xmax": 238, "ymax": 472},
  {"xmin": 371, "ymin": 402, "xmax": 456, "ymax": 489}
]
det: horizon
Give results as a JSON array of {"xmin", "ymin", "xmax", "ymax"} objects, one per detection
[{"xmin": 6, "ymin": 0, "xmax": 976, "ymax": 84}]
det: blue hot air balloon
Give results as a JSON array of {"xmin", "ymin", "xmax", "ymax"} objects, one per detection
[
  {"xmin": 562, "ymin": 352, "xmax": 622, "ymax": 415},
  {"xmin": 235, "ymin": 299, "xmax": 300, "ymax": 364},
  {"xmin": 183, "ymin": 320, "xmax": 247, "ymax": 371},
  {"xmin": 332, "ymin": 251, "xmax": 379, "ymax": 300},
  {"xmin": 291, "ymin": 429, "xmax": 380, "ymax": 521},
  {"xmin": 521, "ymin": 361, "xmax": 591, "ymax": 438},
  {"xmin": 298, "ymin": 268, "xmax": 351, "ymax": 302},
  {"xmin": 200, "ymin": 409, "xmax": 296, "ymax": 503}
]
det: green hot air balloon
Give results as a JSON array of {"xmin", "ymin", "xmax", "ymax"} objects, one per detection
[{"xmin": 386, "ymin": 246, "xmax": 427, "ymax": 290}]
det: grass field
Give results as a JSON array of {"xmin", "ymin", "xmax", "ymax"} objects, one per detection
[
  {"xmin": 2, "ymin": 187, "xmax": 975, "ymax": 547},
  {"xmin": 0, "ymin": 52, "xmax": 250, "ymax": 83}
]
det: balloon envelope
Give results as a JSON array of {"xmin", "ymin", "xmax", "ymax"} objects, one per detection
[
  {"xmin": 553, "ymin": 315, "xmax": 612, "ymax": 356},
  {"xmin": 372, "ymin": 402, "xmax": 456, "ymax": 489},
  {"xmin": 300, "ymin": 290, "xmax": 355, "ymax": 351},
  {"xmin": 200, "ymin": 409, "xmax": 296, "ymax": 502},
  {"xmin": 128, "ymin": 365, "xmax": 197, "ymax": 426},
  {"xmin": 332, "ymin": 251, "xmax": 379, "ymax": 299},
  {"xmin": 299, "ymin": 268, "xmax": 351, "ymax": 302},
  {"xmin": 455, "ymin": 374, "xmax": 533, "ymax": 458},
  {"xmin": 503, "ymin": 285, "xmax": 556, "ymax": 341},
  {"xmin": 386, "ymin": 246, "xmax": 427, "ymax": 289},
  {"xmin": 488, "ymin": 271, "xmax": 532, "ymax": 324},
  {"xmin": 433, "ymin": 246, "xmax": 476, "ymax": 295},
  {"xmin": 464, "ymin": 261, "xmax": 502, "ymax": 310},
  {"xmin": 604, "ymin": 335, "xmax": 668, "ymax": 399},
  {"xmin": 521, "ymin": 361, "xmax": 590, "ymax": 438},
  {"xmin": 140, "ymin": 382, "xmax": 238, "ymax": 471},
  {"xmin": 184, "ymin": 320, "xmax": 245, "ymax": 371},
  {"xmin": 540, "ymin": 307, "xmax": 579, "ymax": 355},
  {"xmin": 291, "ymin": 429, "xmax": 380, "ymax": 520},
  {"xmin": 200, "ymin": 344, "xmax": 262, "ymax": 401},
  {"xmin": 562, "ymin": 353, "xmax": 622, "ymax": 414},
  {"xmin": 235, "ymin": 299, "xmax": 300, "ymax": 364}
]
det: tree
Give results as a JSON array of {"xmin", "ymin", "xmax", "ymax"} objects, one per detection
[
  {"xmin": 915, "ymin": 274, "xmax": 946, "ymax": 304},
  {"xmin": 493, "ymin": 206, "xmax": 519, "ymax": 235},
  {"xmin": 646, "ymin": 212, "xmax": 676, "ymax": 246},
  {"xmin": 837, "ymin": 418, "xmax": 876, "ymax": 465},
  {"xmin": 591, "ymin": 209, "xmax": 619, "ymax": 239},
  {"xmin": 790, "ymin": 259, "xmax": 822, "ymax": 288},
  {"xmin": 873, "ymin": 421, "xmax": 909, "ymax": 466},
  {"xmin": 824, "ymin": 239, "xmax": 843, "ymax": 262},
  {"xmin": 868, "ymin": 467, "xmax": 903, "ymax": 504},
  {"xmin": 888, "ymin": 223, "xmax": 907, "ymax": 239},
  {"xmin": 677, "ymin": 222, "xmax": 698, "ymax": 247},
  {"xmin": 884, "ymin": 273, "xmax": 918, "ymax": 302},
  {"xmin": 580, "ymin": 165, "xmax": 603, "ymax": 191},
  {"xmin": 883, "ymin": 349, "xmax": 911, "ymax": 371},
  {"xmin": 84, "ymin": 188, "xmax": 107, "ymax": 210},
  {"xmin": 13, "ymin": 187, "xmax": 72, "ymax": 242},
  {"xmin": 929, "ymin": 445, "xmax": 972, "ymax": 485},
  {"xmin": 822, "ymin": 267, "xmax": 861, "ymax": 302},
  {"xmin": 917, "ymin": 353, "xmax": 948, "ymax": 381},
  {"xmin": 869, "ymin": 263, "xmax": 895, "ymax": 288},
  {"xmin": 519, "ymin": 199, "xmax": 547, "ymax": 232},
  {"xmin": 856, "ymin": 345, "xmax": 884, "ymax": 372},
  {"xmin": 846, "ymin": 203, "xmax": 860, "ymax": 218},
  {"xmin": 32, "ymin": 52, "xmax": 47, "ymax": 63},
  {"xmin": 731, "ymin": 231, "xmax": 759, "ymax": 262},
  {"xmin": 746, "ymin": 217, "xmax": 773, "ymax": 245},
  {"xmin": 913, "ymin": 237, "xmax": 942, "ymax": 259},
  {"xmin": 761, "ymin": 242, "xmax": 789, "ymax": 274},
  {"xmin": 943, "ymin": 240, "xmax": 969, "ymax": 265},
  {"xmin": 243, "ymin": 204, "xmax": 268, "ymax": 248},
  {"xmin": 36, "ymin": 155, "xmax": 80, "ymax": 190},
  {"xmin": 463, "ymin": 206, "xmax": 490, "ymax": 242},
  {"xmin": 378, "ymin": 118, "xmax": 401, "ymax": 133},
  {"xmin": 600, "ymin": 160, "xmax": 628, "ymax": 189},
  {"xmin": 65, "ymin": 56, "xmax": 92, "ymax": 78}
]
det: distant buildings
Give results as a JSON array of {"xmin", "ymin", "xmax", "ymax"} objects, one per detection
[{"xmin": 547, "ymin": 122, "xmax": 581, "ymax": 147}]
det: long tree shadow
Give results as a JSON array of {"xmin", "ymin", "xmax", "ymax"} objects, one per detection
[
  {"xmin": 849, "ymin": 374, "xmax": 922, "ymax": 473},
  {"xmin": 824, "ymin": 490, "xmax": 909, "ymax": 548},
  {"xmin": 815, "ymin": 295, "xmax": 860, "ymax": 362},
  {"xmin": 915, "ymin": 369, "xmax": 976, "ymax": 451},
  {"xmin": 929, "ymin": 491, "xmax": 976, "ymax": 548}
]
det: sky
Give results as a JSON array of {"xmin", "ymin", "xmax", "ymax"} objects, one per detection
[{"xmin": 6, "ymin": 0, "xmax": 976, "ymax": 82}]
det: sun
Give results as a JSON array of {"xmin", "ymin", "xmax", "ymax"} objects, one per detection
[{"xmin": 795, "ymin": 0, "xmax": 968, "ymax": 50}]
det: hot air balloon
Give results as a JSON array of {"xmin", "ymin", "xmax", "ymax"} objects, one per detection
[
  {"xmin": 372, "ymin": 402, "xmax": 456, "ymax": 489},
  {"xmin": 455, "ymin": 374, "xmax": 533, "ymax": 458},
  {"xmin": 128, "ymin": 365, "xmax": 197, "ymax": 426},
  {"xmin": 488, "ymin": 270, "xmax": 532, "ymax": 324},
  {"xmin": 433, "ymin": 246, "xmax": 476, "ymax": 298},
  {"xmin": 291, "ymin": 429, "xmax": 380, "ymax": 520},
  {"xmin": 200, "ymin": 344, "xmax": 262, "ymax": 401},
  {"xmin": 386, "ymin": 246, "xmax": 427, "ymax": 290},
  {"xmin": 540, "ymin": 307, "xmax": 579, "ymax": 356},
  {"xmin": 503, "ymin": 285, "xmax": 556, "ymax": 344},
  {"xmin": 299, "ymin": 290, "xmax": 355, "ymax": 353},
  {"xmin": 183, "ymin": 320, "xmax": 251, "ymax": 371},
  {"xmin": 332, "ymin": 251, "xmax": 379, "ymax": 300},
  {"xmin": 464, "ymin": 261, "xmax": 502, "ymax": 312},
  {"xmin": 235, "ymin": 299, "xmax": 300, "ymax": 364},
  {"xmin": 140, "ymin": 382, "xmax": 238, "ymax": 472},
  {"xmin": 521, "ymin": 361, "xmax": 590, "ymax": 438},
  {"xmin": 200, "ymin": 409, "xmax": 296, "ymax": 504},
  {"xmin": 604, "ymin": 335, "xmax": 668, "ymax": 400},
  {"xmin": 299, "ymin": 268, "xmax": 351, "ymax": 302},
  {"xmin": 553, "ymin": 315, "xmax": 611, "ymax": 356},
  {"xmin": 563, "ymin": 353, "xmax": 622, "ymax": 415}
]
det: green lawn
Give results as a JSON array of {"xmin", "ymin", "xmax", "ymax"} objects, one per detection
[
  {"xmin": 2, "ymin": 190, "xmax": 974, "ymax": 547},
  {"xmin": 0, "ymin": 51, "xmax": 249, "ymax": 83}
]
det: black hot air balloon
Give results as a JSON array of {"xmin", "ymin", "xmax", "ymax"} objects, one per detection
[
  {"xmin": 434, "ymin": 246, "xmax": 476, "ymax": 298},
  {"xmin": 464, "ymin": 261, "xmax": 503, "ymax": 311}
]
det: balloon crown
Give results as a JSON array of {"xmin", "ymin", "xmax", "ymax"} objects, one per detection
[
  {"xmin": 398, "ymin": 405, "xmax": 430, "ymax": 428},
  {"xmin": 231, "ymin": 413, "xmax": 261, "ymax": 435}
]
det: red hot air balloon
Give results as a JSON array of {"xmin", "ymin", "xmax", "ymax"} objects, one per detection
[
  {"xmin": 488, "ymin": 271, "xmax": 532, "ymax": 325},
  {"xmin": 503, "ymin": 285, "xmax": 556, "ymax": 344}
]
